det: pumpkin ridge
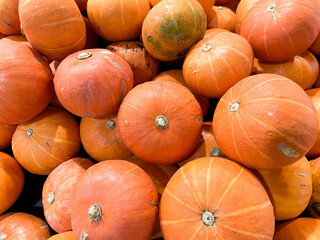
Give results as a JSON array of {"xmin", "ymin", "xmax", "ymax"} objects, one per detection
[
  {"xmin": 231, "ymin": 116, "xmax": 244, "ymax": 163},
  {"xmin": 28, "ymin": 139, "xmax": 47, "ymax": 172},
  {"xmin": 165, "ymin": 189, "xmax": 202, "ymax": 213},
  {"xmin": 220, "ymin": 201, "xmax": 271, "ymax": 217},
  {"xmin": 34, "ymin": 134, "xmax": 79, "ymax": 145},
  {"xmin": 263, "ymin": 13, "xmax": 271, "ymax": 58},
  {"xmin": 161, "ymin": 217, "xmax": 200, "ymax": 225},
  {"xmin": 30, "ymin": 137, "xmax": 65, "ymax": 163}
]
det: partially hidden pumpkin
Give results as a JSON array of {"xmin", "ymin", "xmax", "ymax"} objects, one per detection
[
  {"xmin": 307, "ymin": 158, "xmax": 320, "ymax": 218},
  {"xmin": 49, "ymin": 61, "xmax": 64, "ymax": 108},
  {"xmin": 207, "ymin": 6, "xmax": 236, "ymax": 32},
  {"xmin": 234, "ymin": 0, "xmax": 258, "ymax": 34},
  {"xmin": 0, "ymin": 0, "xmax": 20, "ymax": 35},
  {"xmin": 48, "ymin": 231, "xmax": 76, "ymax": 240},
  {"xmin": 83, "ymin": 16, "xmax": 99, "ymax": 49},
  {"xmin": 0, "ymin": 124, "xmax": 17, "ymax": 150},
  {"xmin": 310, "ymin": 32, "xmax": 320, "ymax": 55}
]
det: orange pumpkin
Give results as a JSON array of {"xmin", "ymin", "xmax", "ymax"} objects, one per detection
[
  {"xmin": 71, "ymin": 160, "xmax": 159, "ymax": 240},
  {"xmin": 203, "ymin": 28, "xmax": 229, "ymax": 38},
  {"xmin": 0, "ymin": 212, "xmax": 51, "ymax": 239},
  {"xmin": 212, "ymin": 74, "xmax": 318, "ymax": 169},
  {"xmin": 75, "ymin": 0, "xmax": 87, "ymax": 11},
  {"xmin": 207, "ymin": 6, "xmax": 236, "ymax": 32},
  {"xmin": 0, "ymin": 124, "xmax": 17, "ymax": 150},
  {"xmin": 43, "ymin": 158, "xmax": 94, "ymax": 233},
  {"xmin": 0, "ymin": 32, "xmax": 5, "ymax": 39},
  {"xmin": 118, "ymin": 81, "xmax": 203, "ymax": 165},
  {"xmin": 0, "ymin": 0, "xmax": 20, "ymax": 35},
  {"xmin": 149, "ymin": 0, "xmax": 161, "ymax": 7},
  {"xmin": 234, "ymin": 0, "xmax": 258, "ymax": 34},
  {"xmin": 48, "ymin": 231, "xmax": 76, "ymax": 240},
  {"xmin": 183, "ymin": 29, "xmax": 254, "ymax": 98},
  {"xmin": 160, "ymin": 157, "xmax": 275, "ymax": 240},
  {"xmin": 310, "ymin": 32, "xmax": 320, "ymax": 55},
  {"xmin": 12, "ymin": 106, "xmax": 81, "ymax": 175},
  {"xmin": 107, "ymin": 41, "xmax": 160, "ymax": 86},
  {"xmin": 307, "ymin": 158, "xmax": 320, "ymax": 218},
  {"xmin": 49, "ymin": 61, "xmax": 64, "ymax": 109},
  {"xmin": 83, "ymin": 16, "xmax": 99, "ymax": 49},
  {"xmin": 197, "ymin": 0, "xmax": 216, "ymax": 15},
  {"xmin": 252, "ymin": 51, "xmax": 319, "ymax": 90},
  {"xmin": 80, "ymin": 113, "xmax": 133, "ymax": 161},
  {"xmin": 19, "ymin": 0, "xmax": 86, "ymax": 61},
  {"xmin": 3, "ymin": 34, "xmax": 28, "ymax": 44}
]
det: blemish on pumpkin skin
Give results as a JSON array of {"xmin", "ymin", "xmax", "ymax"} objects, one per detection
[
  {"xmin": 40, "ymin": 225, "xmax": 48, "ymax": 229},
  {"xmin": 81, "ymin": 231, "xmax": 89, "ymax": 240},
  {"xmin": 278, "ymin": 142, "xmax": 300, "ymax": 158},
  {"xmin": 3, "ymin": 20, "xmax": 11, "ymax": 27},
  {"xmin": 196, "ymin": 116, "xmax": 203, "ymax": 124},
  {"xmin": 0, "ymin": 232, "xmax": 7, "ymax": 239},
  {"xmin": 125, "ymin": 119, "xmax": 129, "ymax": 126}
]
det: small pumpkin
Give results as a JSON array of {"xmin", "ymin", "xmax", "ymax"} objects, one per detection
[
  {"xmin": 0, "ymin": 124, "xmax": 17, "ymax": 150},
  {"xmin": 307, "ymin": 158, "xmax": 320, "ymax": 218},
  {"xmin": 207, "ymin": 6, "xmax": 236, "ymax": 32},
  {"xmin": 0, "ymin": 0, "xmax": 20, "ymax": 35},
  {"xmin": 48, "ymin": 231, "xmax": 76, "ymax": 240}
]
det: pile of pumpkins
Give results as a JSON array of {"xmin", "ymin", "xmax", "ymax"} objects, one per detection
[{"xmin": 0, "ymin": 0, "xmax": 320, "ymax": 239}]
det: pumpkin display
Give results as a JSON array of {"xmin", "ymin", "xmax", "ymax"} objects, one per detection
[
  {"xmin": 142, "ymin": 0, "xmax": 207, "ymax": 62},
  {"xmin": 307, "ymin": 158, "xmax": 320, "ymax": 218},
  {"xmin": 212, "ymin": 74, "xmax": 318, "ymax": 169},
  {"xmin": 0, "ymin": 40, "xmax": 53, "ymax": 125},
  {"xmin": 80, "ymin": 113, "xmax": 133, "ymax": 161},
  {"xmin": 71, "ymin": 160, "xmax": 159, "ymax": 240},
  {"xmin": 0, "ymin": 212, "xmax": 51, "ymax": 239},
  {"xmin": 234, "ymin": 0, "xmax": 258, "ymax": 34},
  {"xmin": 0, "ymin": 152, "xmax": 24, "ymax": 215},
  {"xmin": 0, "ymin": 0, "xmax": 20, "ymax": 35},
  {"xmin": 48, "ymin": 231, "xmax": 76, "ymax": 240},
  {"xmin": 107, "ymin": 41, "xmax": 160, "ymax": 86},
  {"xmin": 160, "ymin": 157, "xmax": 275, "ymax": 240},
  {"xmin": 252, "ymin": 51, "xmax": 319, "ymax": 90},
  {"xmin": 83, "ymin": 16, "xmax": 99, "ymax": 49},
  {"xmin": 54, "ymin": 49, "xmax": 133, "ymax": 118},
  {"xmin": 19, "ymin": 0, "xmax": 86, "ymax": 61},
  {"xmin": 240, "ymin": 0, "xmax": 320, "ymax": 61},
  {"xmin": 118, "ymin": 80, "xmax": 203, "ymax": 165},
  {"xmin": 207, "ymin": 6, "xmax": 236, "ymax": 32},
  {"xmin": 274, "ymin": 218, "xmax": 320, "ymax": 240},
  {"xmin": 12, "ymin": 106, "xmax": 81, "ymax": 175},
  {"xmin": 0, "ymin": 124, "xmax": 17, "ymax": 150},
  {"xmin": 87, "ymin": 0, "xmax": 150, "ymax": 42},
  {"xmin": 183, "ymin": 29, "xmax": 254, "ymax": 98}
]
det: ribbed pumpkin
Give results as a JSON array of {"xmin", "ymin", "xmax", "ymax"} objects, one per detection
[
  {"xmin": 142, "ymin": 0, "xmax": 207, "ymax": 61},
  {"xmin": 83, "ymin": 16, "xmax": 99, "ymax": 49},
  {"xmin": 107, "ymin": 41, "xmax": 160, "ymax": 86},
  {"xmin": 19, "ymin": 0, "xmax": 86, "ymax": 61},
  {"xmin": 207, "ymin": 6, "xmax": 236, "ymax": 32},
  {"xmin": 118, "ymin": 81, "xmax": 203, "ymax": 165},
  {"xmin": 307, "ymin": 158, "xmax": 320, "ymax": 218},
  {"xmin": 43, "ymin": 158, "xmax": 94, "ymax": 233},
  {"xmin": 12, "ymin": 106, "xmax": 81, "ymax": 175},
  {"xmin": 87, "ymin": 0, "xmax": 150, "ymax": 42},
  {"xmin": 160, "ymin": 157, "xmax": 275, "ymax": 240},
  {"xmin": 0, "ymin": 212, "xmax": 51, "ymax": 239},
  {"xmin": 240, "ymin": 0, "xmax": 320, "ymax": 61},
  {"xmin": 0, "ymin": 124, "xmax": 16, "ymax": 150},
  {"xmin": 212, "ymin": 74, "xmax": 318, "ymax": 169},
  {"xmin": 153, "ymin": 69, "xmax": 209, "ymax": 117},
  {"xmin": 80, "ymin": 113, "xmax": 133, "ymax": 161},
  {"xmin": 0, "ymin": 0, "xmax": 20, "ymax": 35},
  {"xmin": 0, "ymin": 152, "xmax": 24, "ymax": 215},
  {"xmin": 203, "ymin": 28, "xmax": 229, "ymax": 38},
  {"xmin": 234, "ymin": 0, "xmax": 258, "ymax": 34},
  {"xmin": 0, "ymin": 40, "xmax": 53, "ymax": 125},
  {"xmin": 252, "ymin": 51, "xmax": 319, "ymax": 90},
  {"xmin": 183, "ymin": 29, "xmax": 254, "ymax": 98},
  {"xmin": 48, "ymin": 231, "xmax": 76, "ymax": 240},
  {"xmin": 71, "ymin": 160, "xmax": 159, "ymax": 240},
  {"xmin": 54, "ymin": 49, "xmax": 133, "ymax": 118}
]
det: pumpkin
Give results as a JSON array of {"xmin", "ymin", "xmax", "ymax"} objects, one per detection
[
  {"xmin": 313, "ymin": 70, "xmax": 320, "ymax": 88},
  {"xmin": 224, "ymin": 0, "xmax": 241, "ymax": 12},
  {"xmin": 240, "ymin": 0, "xmax": 320, "ymax": 61},
  {"xmin": 142, "ymin": 0, "xmax": 207, "ymax": 62},
  {"xmin": 274, "ymin": 218, "xmax": 320, "ymax": 240},
  {"xmin": 253, "ymin": 157, "xmax": 312, "ymax": 221},
  {"xmin": 118, "ymin": 80, "xmax": 203, "ymax": 165},
  {"xmin": 160, "ymin": 157, "xmax": 275, "ymax": 240},
  {"xmin": 71, "ymin": 160, "xmax": 159, "ymax": 240},
  {"xmin": 183, "ymin": 29, "xmax": 254, "ymax": 98},
  {"xmin": 12, "ymin": 106, "xmax": 81, "ymax": 175},
  {"xmin": 252, "ymin": 51, "xmax": 319, "ymax": 90},
  {"xmin": 310, "ymin": 32, "xmax": 320, "ymax": 55},
  {"xmin": 54, "ymin": 49, "xmax": 133, "ymax": 118},
  {"xmin": 19, "ymin": 0, "xmax": 86, "ymax": 61},
  {"xmin": 197, "ymin": 0, "xmax": 216, "ymax": 15},
  {"xmin": 212, "ymin": 74, "xmax": 318, "ymax": 169},
  {"xmin": 149, "ymin": 0, "xmax": 161, "ymax": 7},
  {"xmin": 83, "ymin": 16, "xmax": 99, "ymax": 49},
  {"xmin": 3, "ymin": 34, "xmax": 28, "ymax": 44},
  {"xmin": 107, "ymin": 41, "xmax": 160, "ymax": 86},
  {"xmin": 307, "ymin": 158, "xmax": 320, "ymax": 218},
  {"xmin": 153, "ymin": 69, "xmax": 209, "ymax": 117},
  {"xmin": 87, "ymin": 0, "xmax": 150, "ymax": 42},
  {"xmin": 234, "ymin": 0, "xmax": 258, "ymax": 34},
  {"xmin": 48, "ymin": 231, "xmax": 76, "ymax": 240},
  {"xmin": 0, "ymin": 212, "xmax": 51, "ymax": 239},
  {"xmin": 0, "ymin": 0, "xmax": 20, "ymax": 35},
  {"xmin": 0, "ymin": 152, "xmax": 24, "ymax": 215},
  {"xmin": 0, "ymin": 40, "xmax": 53, "ymax": 125},
  {"xmin": 43, "ymin": 158, "xmax": 94, "ymax": 233},
  {"xmin": 0, "ymin": 124, "xmax": 17, "ymax": 150},
  {"xmin": 80, "ymin": 113, "xmax": 133, "ymax": 161},
  {"xmin": 0, "ymin": 32, "xmax": 5, "ymax": 39},
  {"xmin": 207, "ymin": 6, "xmax": 236, "ymax": 32}
]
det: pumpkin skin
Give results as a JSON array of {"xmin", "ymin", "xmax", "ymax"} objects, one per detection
[
  {"xmin": 150, "ymin": 0, "xmax": 215, "ymax": 13},
  {"xmin": 3, "ymin": 34, "xmax": 28, "ymax": 44},
  {"xmin": 80, "ymin": 113, "xmax": 133, "ymax": 161},
  {"xmin": 252, "ymin": 51, "xmax": 319, "ymax": 90},
  {"xmin": 149, "ymin": 0, "xmax": 161, "ymax": 7},
  {"xmin": 49, "ymin": 61, "xmax": 64, "ymax": 109},
  {"xmin": 0, "ymin": 124, "xmax": 17, "ymax": 150},
  {"xmin": 0, "ymin": 0, "xmax": 20, "ymax": 35},
  {"xmin": 160, "ymin": 157, "xmax": 275, "ymax": 240},
  {"xmin": 12, "ymin": 106, "xmax": 81, "ymax": 175},
  {"xmin": 54, "ymin": 49, "xmax": 133, "ymax": 118},
  {"xmin": 107, "ymin": 41, "xmax": 160, "ymax": 87},
  {"xmin": 234, "ymin": 0, "xmax": 258, "ymax": 34},
  {"xmin": 240, "ymin": 0, "xmax": 320, "ymax": 61},
  {"xmin": 212, "ymin": 74, "xmax": 318, "ymax": 169},
  {"xmin": 48, "ymin": 231, "xmax": 76, "ymax": 240},
  {"xmin": 71, "ymin": 160, "xmax": 159, "ymax": 240},
  {"xmin": 87, "ymin": 0, "xmax": 150, "ymax": 42},
  {"xmin": 43, "ymin": 158, "xmax": 94, "ymax": 233},
  {"xmin": 307, "ymin": 158, "xmax": 320, "ymax": 218},
  {"xmin": 0, "ymin": 152, "xmax": 24, "ymax": 215},
  {"xmin": 207, "ymin": 6, "xmax": 236, "ymax": 32},
  {"xmin": 142, "ymin": 0, "xmax": 207, "ymax": 62},
  {"xmin": 19, "ymin": 0, "xmax": 86, "ymax": 61},
  {"xmin": 310, "ymin": 32, "xmax": 320, "ymax": 55},
  {"xmin": 83, "ymin": 16, "xmax": 99, "ymax": 49},
  {"xmin": 183, "ymin": 29, "xmax": 254, "ymax": 98},
  {"xmin": 118, "ymin": 80, "xmax": 203, "ymax": 165},
  {"xmin": 274, "ymin": 218, "xmax": 320, "ymax": 240},
  {"xmin": 0, "ymin": 212, "xmax": 51, "ymax": 239}
]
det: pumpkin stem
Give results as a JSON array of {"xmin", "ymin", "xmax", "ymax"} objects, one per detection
[
  {"xmin": 266, "ymin": 3, "xmax": 277, "ymax": 12},
  {"xmin": 217, "ymin": 6, "xmax": 223, "ymax": 10},
  {"xmin": 210, "ymin": 147, "xmax": 222, "ymax": 157},
  {"xmin": 77, "ymin": 52, "xmax": 92, "ymax": 60},
  {"xmin": 203, "ymin": 44, "xmax": 212, "ymax": 52},
  {"xmin": 155, "ymin": 115, "xmax": 169, "ymax": 130},
  {"xmin": 47, "ymin": 192, "xmax": 55, "ymax": 205},
  {"xmin": 81, "ymin": 231, "xmax": 89, "ymax": 240},
  {"xmin": 230, "ymin": 102, "xmax": 240, "ymax": 112},
  {"xmin": 26, "ymin": 128, "xmax": 33, "ymax": 137},
  {"xmin": 105, "ymin": 119, "xmax": 116, "ymax": 130},
  {"xmin": 88, "ymin": 204, "xmax": 103, "ymax": 222},
  {"xmin": 201, "ymin": 210, "xmax": 218, "ymax": 227}
]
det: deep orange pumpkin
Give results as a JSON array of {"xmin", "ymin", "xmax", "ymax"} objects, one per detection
[
  {"xmin": 54, "ymin": 49, "xmax": 133, "ymax": 118},
  {"xmin": 118, "ymin": 80, "xmax": 203, "ymax": 165},
  {"xmin": 71, "ymin": 160, "xmax": 159, "ymax": 240},
  {"xmin": 3, "ymin": 34, "xmax": 28, "ymax": 44},
  {"xmin": 0, "ymin": 124, "xmax": 17, "ymax": 150},
  {"xmin": 310, "ymin": 32, "xmax": 320, "ymax": 55},
  {"xmin": 0, "ymin": 0, "xmax": 20, "ymax": 35},
  {"xmin": 307, "ymin": 158, "xmax": 320, "ymax": 218},
  {"xmin": 48, "ymin": 231, "xmax": 76, "ymax": 240},
  {"xmin": 183, "ymin": 29, "xmax": 254, "ymax": 98},
  {"xmin": 83, "ymin": 16, "xmax": 99, "ymax": 49},
  {"xmin": 80, "ymin": 113, "xmax": 133, "ymax": 161},
  {"xmin": 212, "ymin": 74, "xmax": 318, "ymax": 169},
  {"xmin": 43, "ymin": 158, "xmax": 94, "ymax": 233},
  {"xmin": 12, "ymin": 106, "xmax": 81, "ymax": 175},
  {"xmin": 234, "ymin": 0, "xmax": 258, "ymax": 34},
  {"xmin": 207, "ymin": 6, "xmax": 236, "ymax": 32},
  {"xmin": 160, "ymin": 157, "xmax": 275, "ymax": 240}
]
